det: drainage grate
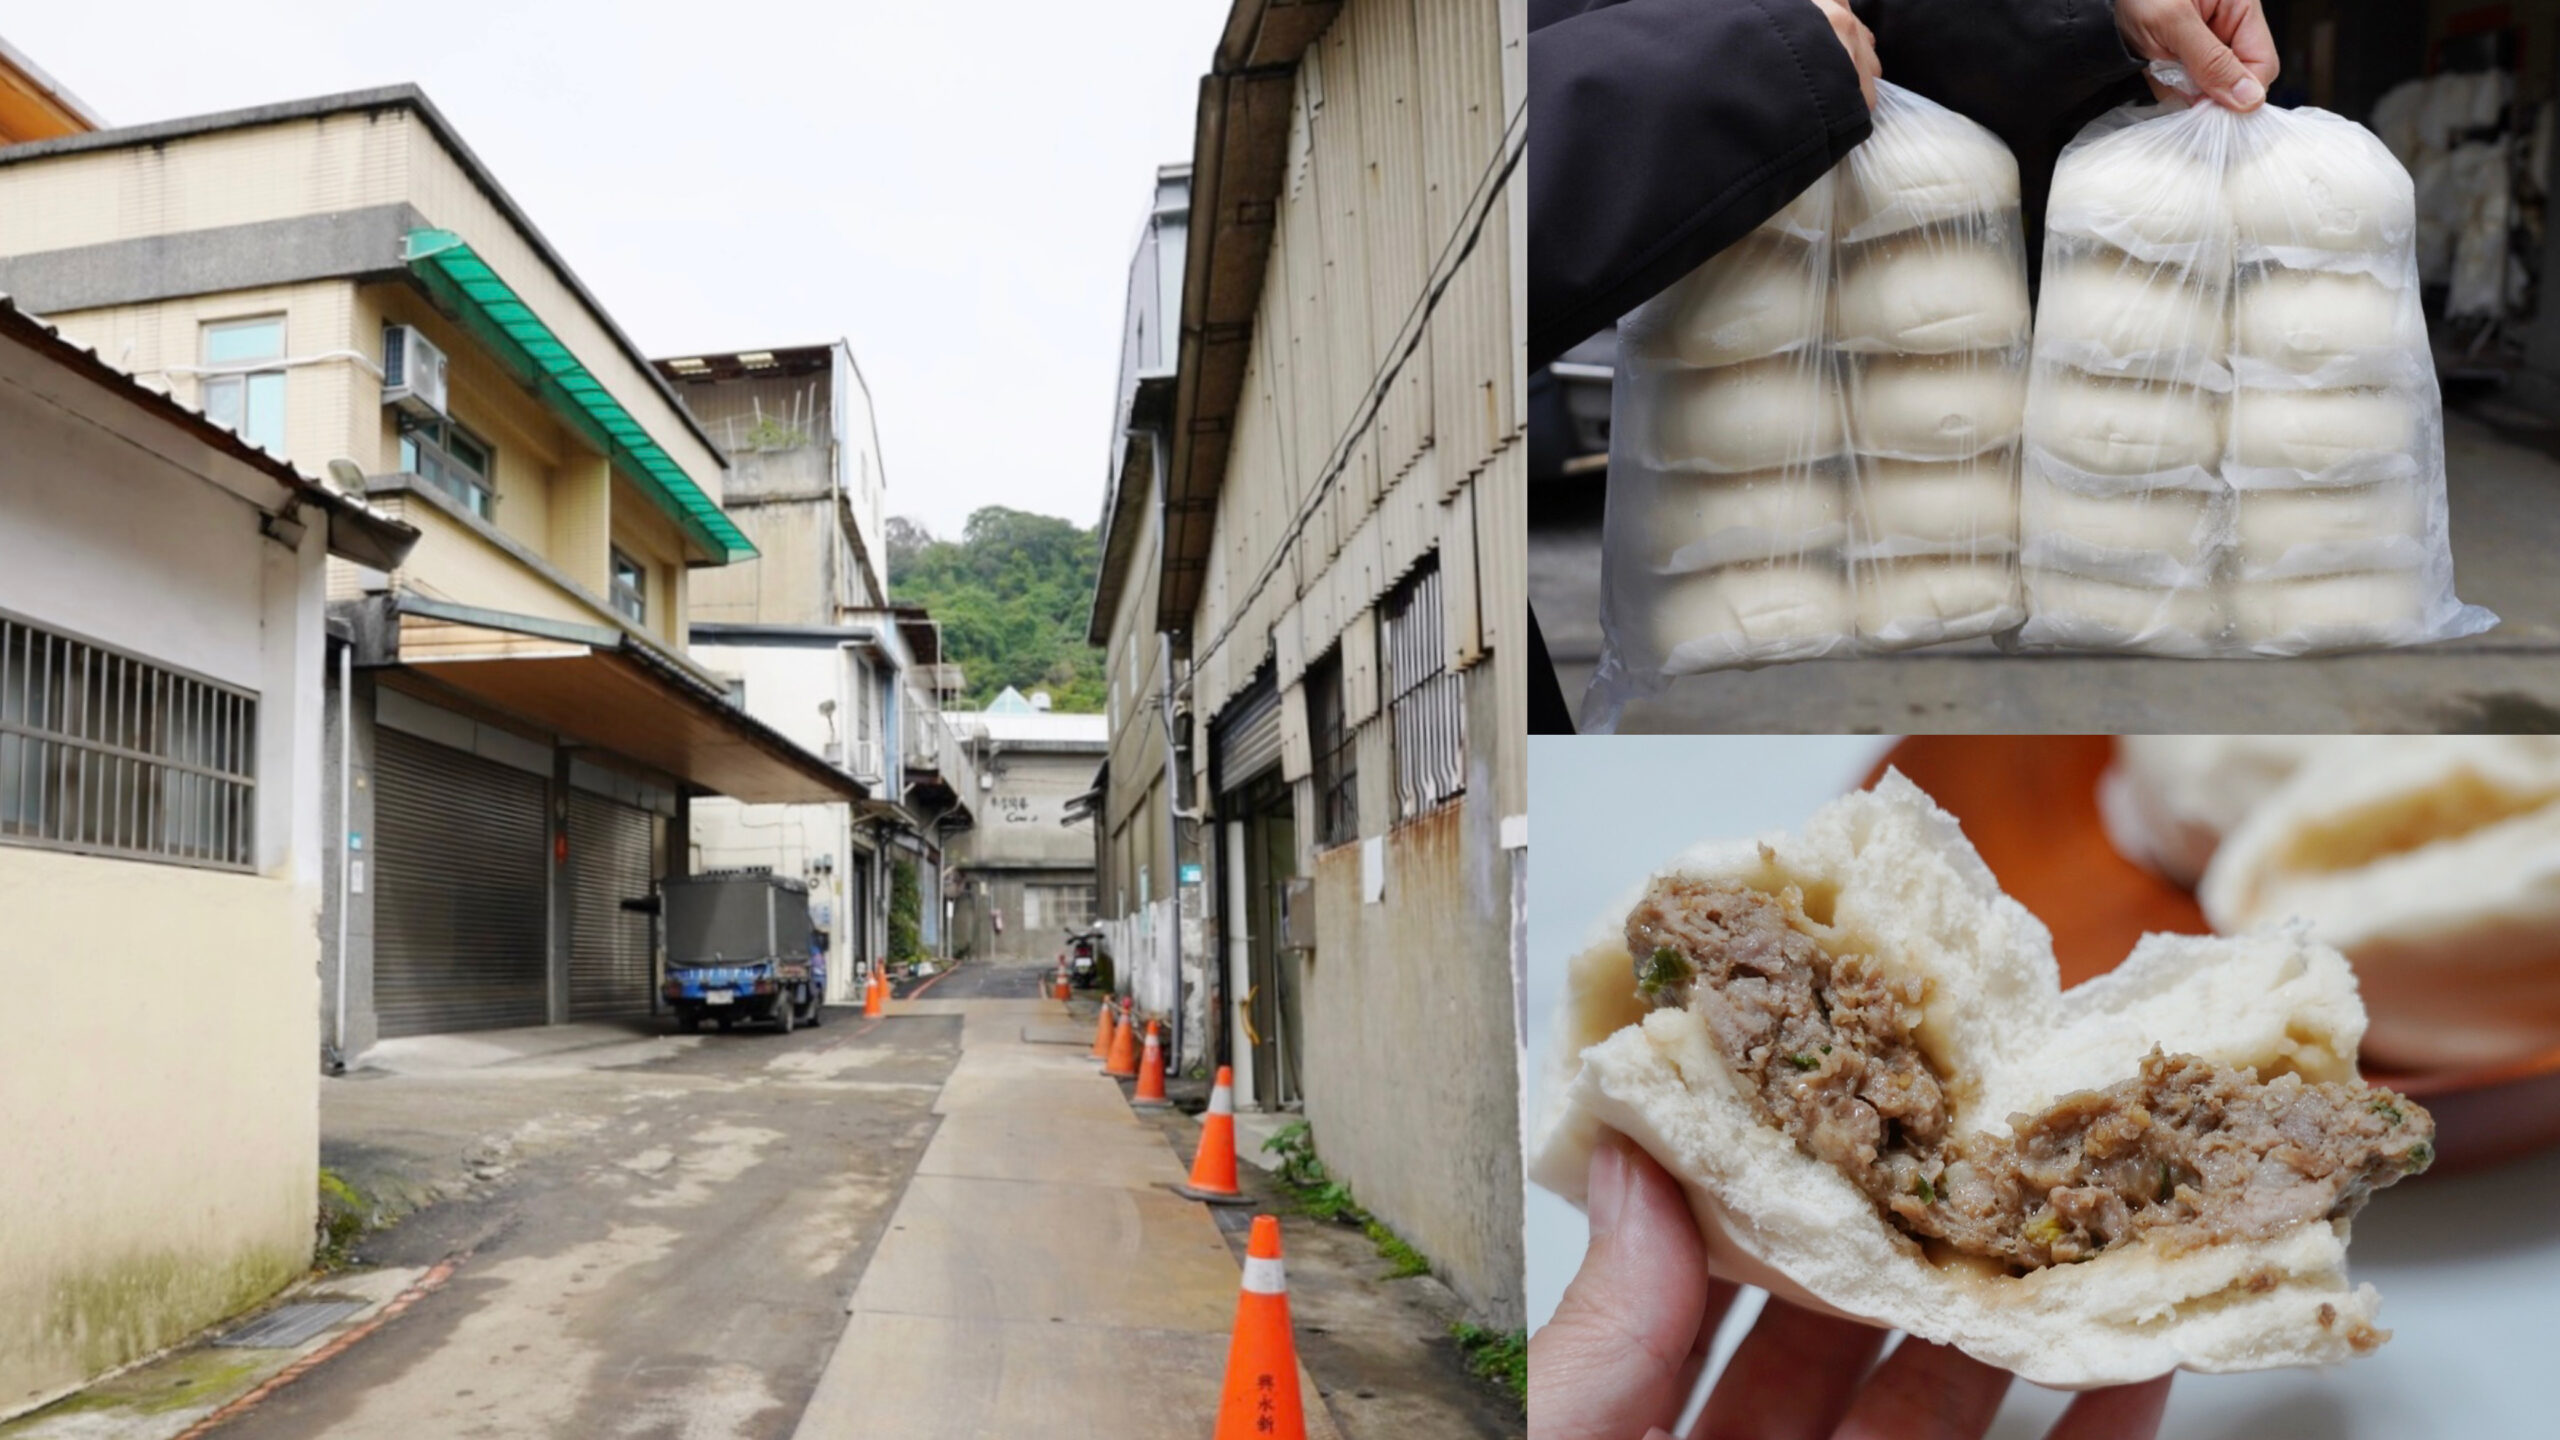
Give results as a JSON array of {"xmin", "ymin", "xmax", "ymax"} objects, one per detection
[{"xmin": 213, "ymin": 1301, "xmax": 366, "ymax": 1349}]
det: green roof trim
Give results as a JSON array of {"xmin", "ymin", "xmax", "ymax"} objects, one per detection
[{"xmin": 402, "ymin": 228, "xmax": 755, "ymax": 564}]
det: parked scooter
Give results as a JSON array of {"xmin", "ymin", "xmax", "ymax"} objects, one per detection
[{"xmin": 1064, "ymin": 928, "xmax": 1102, "ymax": 988}]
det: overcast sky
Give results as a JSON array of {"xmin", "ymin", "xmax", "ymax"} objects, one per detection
[{"xmin": 9, "ymin": 0, "xmax": 1226, "ymax": 541}]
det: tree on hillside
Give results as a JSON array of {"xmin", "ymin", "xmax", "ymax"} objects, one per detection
[{"xmin": 888, "ymin": 507, "xmax": 1107, "ymax": 712}]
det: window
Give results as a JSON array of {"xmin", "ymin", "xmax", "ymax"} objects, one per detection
[
  {"xmin": 1381, "ymin": 557, "xmax": 1465, "ymax": 820},
  {"xmin": 200, "ymin": 317, "xmax": 286, "ymax": 455},
  {"xmin": 0, "ymin": 611, "xmax": 257, "ymax": 870},
  {"xmin": 1028, "ymin": 882, "xmax": 1096, "ymax": 931},
  {"xmin": 398, "ymin": 416, "xmax": 497, "ymax": 519},
  {"xmin": 610, "ymin": 549, "xmax": 648, "ymax": 626},
  {"xmin": 1308, "ymin": 647, "xmax": 1356, "ymax": 848}
]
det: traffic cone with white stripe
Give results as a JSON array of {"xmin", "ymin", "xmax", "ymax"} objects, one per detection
[
  {"xmin": 863, "ymin": 963, "xmax": 884, "ymax": 1018},
  {"xmin": 1212, "ymin": 1216, "xmax": 1305, "ymax": 1440},
  {"xmin": 1103, "ymin": 998, "xmax": 1138, "ymax": 1078},
  {"xmin": 1131, "ymin": 1020, "xmax": 1169, "ymax": 1108},
  {"xmin": 1054, "ymin": 962, "xmax": 1071, "ymax": 1003},
  {"xmin": 1089, "ymin": 993, "xmax": 1116, "ymax": 1059},
  {"xmin": 1176, "ymin": 1066, "xmax": 1254, "ymax": 1205}
]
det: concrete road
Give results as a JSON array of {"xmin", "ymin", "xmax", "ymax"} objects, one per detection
[
  {"xmin": 1535, "ymin": 407, "xmax": 2560, "ymax": 731},
  {"xmin": 212, "ymin": 1009, "xmax": 959, "ymax": 1439}
]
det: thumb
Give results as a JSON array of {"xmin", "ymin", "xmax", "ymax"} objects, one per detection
[
  {"xmin": 2161, "ymin": 6, "xmax": 2264, "ymax": 110},
  {"xmin": 1528, "ymin": 1134, "xmax": 1714, "ymax": 1440}
]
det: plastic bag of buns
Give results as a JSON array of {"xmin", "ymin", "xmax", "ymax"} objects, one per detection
[
  {"xmin": 1586, "ymin": 83, "xmax": 2029, "ymax": 731},
  {"xmin": 2015, "ymin": 65, "xmax": 2496, "ymax": 655}
]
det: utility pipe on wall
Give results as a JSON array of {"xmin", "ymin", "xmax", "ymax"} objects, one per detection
[{"xmin": 332, "ymin": 637, "xmax": 353, "ymax": 1071}]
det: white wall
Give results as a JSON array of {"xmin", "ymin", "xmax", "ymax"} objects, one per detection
[{"xmin": 0, "ymin": 334, "xmax": 326, "ymax": 1413}]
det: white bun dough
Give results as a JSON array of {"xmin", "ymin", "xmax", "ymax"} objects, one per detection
[
  {"xmin": 2036, "ymin": 261, "xmax": 2228, "ymax": 359},
  {"xmin": 2099, "ymin": 737, "xmax": 2345, "ymax": 888},
  {"xmin": 1854, "ymin": 558, "xmax": 2016, "ymax": 641},
  {"xmin": 2199, "ymin": 738, "xmax": 2560, "ymax": 1069},
  {"xmin": 1654, "ymin": 236, "xmax": 1824, "ymax": 365},
  {"xmin": 1839, "ymin": 102, "xmax": 2020, "ymax": 237},
  {"xmin": 2026, "ymin": 479, "xmax": 2216, "ymax": 564},
  {"xmin": 2227, "ymin": 119, "xmax": 2415, "ymax": 251},
  {"xmin": 2025, "ymin": 567, "xmax": 2218, "ymax": 641},
  {"xmin": 2232, "ymin": 569, "xmax": 2425, "ymax": 643},
  {"xmin": 2234, "ymin": 483, "xmax": 2425, "ymax": 569},
  {"xmin": 1854, "ymin": 455, "xmax": 2019, "ymax": 548},
  {"xmin": 2029, "ymin": 373, "xmax": 2226, "ymax": 475},
  {"xmin": 2231, "ymin": 388, "xmax": 2417, "ymax": 474},
  {"xmin": 1655, "ymin": 470, "xmax": 1847, "ymax": 566},
  {"xmin": 1650, "ymin": 564, "xmax": 1852, "ymax": 658},
  {"xmin": 1852, "ymin": 356, "xmax": 2026, "ymax": 460},
  {"xmin": 1651, "ymin": 358, "xmax": 1846, "ymax": 472},
  {"xmin": 2048, "ymin": 127, "xmax": 2229, "ymax": 248},
  {"xmin": 2234, "ymin": 270, "xmax": 2412, "ymax": 371},
  {"xmin": 1531, "ymin": 773, "xmax": 2398, "ymax": 1388},
  {"xmin": 1833, "ymin": 241, "xmax": 2030, "ymax": 353}
]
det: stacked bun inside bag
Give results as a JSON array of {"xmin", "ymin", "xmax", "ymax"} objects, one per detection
[
  {"xmin": 1588, "ymin": 85, "xmax": 2027, "ymax": 730},
  {"xmin": 2017, "ymin": 67, "xmax": 2495, "ymax": 654}
]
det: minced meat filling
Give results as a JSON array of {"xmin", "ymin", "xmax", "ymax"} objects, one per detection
[{"xmin": 1628, "ymin": 876, "xmax": 2434, "ymax": 1272}]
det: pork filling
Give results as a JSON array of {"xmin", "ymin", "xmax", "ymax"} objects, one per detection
[{"xmin": 1629, "ymin": 875, "xmax": 2434, "ymax": 1271}]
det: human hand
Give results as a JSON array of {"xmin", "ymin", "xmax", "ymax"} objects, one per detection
[
  {"xmin": 1527, "ymin": 1129, "xmax": 2176, "ymax": 1440},
  {"xmin": 1809, "ymin": 0, "xmax": 1880, "ymax": 110},
  {"xmin": 2116, "ymin": 0, "xmax": 2280, "ymax": 112}
]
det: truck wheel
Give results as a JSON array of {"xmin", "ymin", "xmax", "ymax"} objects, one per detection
[
  {"xmin": 716, "ymin": 1014, "xmax": 735, "ymax": 1032},
  {"xmin": 774, "ymin": 990, "xmax": 796, "ymax": 1035},
  {"xmin": 805, "ymin": 992, "xmax": 823, "ymax": 1028}
]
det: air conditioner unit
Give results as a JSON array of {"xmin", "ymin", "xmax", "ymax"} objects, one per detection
[{"xmin": 381, "ymin": 324, "xmax": 449, "ymax": 419}]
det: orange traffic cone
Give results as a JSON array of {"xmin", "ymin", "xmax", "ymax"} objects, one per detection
[
  {"xmin": 1212, "ymin": 1216, "xmax": 1305, "ymax": 1440},
  {"xmin": 862, "ymin": 965, "xmax": 884, "ymax": 1018},
  {"xmin": 1131, "ymin": 1021, "xmax": 1169, "ymax": 1108},
  {"xmin": 1176, "ymin": 1067, "xmax": 1254, "ymax": 1205},
  {"xmin": 1103, "ymin": 999, "xmax": 1138, "ymax": 1078},
  {"xmin": 1089, "ymin": 994, "xmax": 1116, "ymax": 1059},
  {"xmin": 1054, "ymin": 963, "xmax": 1071, "ymax": 1003}
]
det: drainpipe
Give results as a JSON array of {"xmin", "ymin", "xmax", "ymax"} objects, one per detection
[
  {"xmin": 1148, "ymin": 425, "xmax": 1185, "ymax": 1072},
  {"xmin": 332, "ymin": 636, "xmax": 353, "ymax": 1071}
]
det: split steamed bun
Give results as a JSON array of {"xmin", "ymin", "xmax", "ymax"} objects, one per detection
[
  {"xmin": 1650, "ymin": 358, "xmax": 1845, "ymax": 472},
  {"xmin": 2025, "ymin": 478, "xmax": 2216, "ymax": 566},
  {"xmin": 2235, "ymin": 271, "xmax": 2414, "ymax": 373},
  {"xmin": 1648, "ymin": 563, "xmax": 1851, "ymax": 664},
  {"xmin": 2234, "ymin": 483, "xmax": 2426, "ymax": 571},
  {"xmin": 1533, "ymin": 772, "xmax": 2405, "ymax": 1389},
  {"xmin": 2037, "ymin": 260, "xmax": 2229, "ymax": 361},
  {"xmin": 2030, "ymin": 374, "xmax": 2226, "ymax": 476},
  {"xmin": 2227, "ymin": 118, "xmax": 2415, "ymax": 252},
  {"xmin": 1852, "ymin": 558, "xmax": 2016, "ymax": 644},
  {"xmin": 1852, "ymin": 356, "xmax": 2026, "ymax": 460},
  {"xmin": 2100, "ymin": 737, "xmax": 2342, "ymax": 887},
  {"xmin": 1652, "ymin": 470, "xmax": 1847, "ymax": 569},
  {"xmin": 1833, "ymin": 240, "xmax": 2030, "ymax": 353},
  {"xmin": 1653, "ymin": 236, "xmax": 1825, "ymax": 366},
  {"xmin": 1853, "ymin": 455, "xmax": 2019, "ymax": 550},
  {"xmin": 2022, "ymin": 568, "xmax": 2218, "ymax": 648},
  {"xmin": 2231, "ymin": 389, "xmax": 2418, "ymax": 475},
  {"xmin": 2201, "ymin": 738, "xmax": 2560, "ymax": 1068}
]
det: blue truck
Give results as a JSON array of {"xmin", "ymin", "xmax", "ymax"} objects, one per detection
[{"xmin": 659, "ymin": 870, "xmax": 825, "ymax": 1034}]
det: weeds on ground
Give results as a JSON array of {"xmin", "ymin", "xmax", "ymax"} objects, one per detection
[
  {"xmin": 1261, "ymin": 1122, "xmax": 1433, "ymax": 1278},
  {"xmin": 314, "ymin": 1168, "xmax": 371, "ymax": 1271},
  {"xmin": 1451, "ymin": 1323, "xmax": 1527, "ymax": 1410}
]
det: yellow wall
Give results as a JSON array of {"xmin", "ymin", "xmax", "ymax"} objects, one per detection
[{"xmin": 0, "ymin": 849, "xmax": 317, "ymax": 1413}]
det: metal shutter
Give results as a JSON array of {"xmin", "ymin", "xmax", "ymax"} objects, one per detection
[
  {"xmin": 373, "ymin": 727, "xmax": 549, "ymax": 1037},
  {"xmin": 569, "ymin": 789, "xmax": 656, "ymax": 1019},
  {"xmin": 1212, "ymin": 678, "xmax": 1283, "ymax": 794}
]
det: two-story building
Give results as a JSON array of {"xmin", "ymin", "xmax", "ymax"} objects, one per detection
[
  {"xmin": 0, "ymin": 87, "xmax": 867, "ymax": 1057},
  {"xmin": 1090, "ymin": 0, "xmax": 1527, "ymax": 1329},
  {"xmin": 0, "ymin": 294, "xmax": 417, "ymax": 1415},
  {"xmin": 659, "ymin": 340, "xmax": 972, "ymax": 999},
  {"xmin": 943, "ymin": 689, "xmax": 1106, "ymax": 966}
]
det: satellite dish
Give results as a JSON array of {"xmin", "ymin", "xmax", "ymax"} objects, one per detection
[{"xmin": 325, "ymin": 459, "xmax": 368, "ymax": 496}]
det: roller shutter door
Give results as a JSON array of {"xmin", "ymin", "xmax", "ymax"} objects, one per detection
[
  {"xmin": 373, "ymin": 728, "xmax": 549, "ymax": 1036},
  {"xmin": 1212, "ymin": 678, "xmax": 1283, "ymax": 794},
  {"xmin": 569, "ymin": 789, "xmax": 657, "ymax": 1019}
]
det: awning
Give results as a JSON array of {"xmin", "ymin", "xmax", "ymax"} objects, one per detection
[
  {"xmin": 402, "ymin": 229, "xmax": 756, "ymax": 565},
  {"xmin": 387, "ymin": 597, "xmax": 863, "ymax": 805}
]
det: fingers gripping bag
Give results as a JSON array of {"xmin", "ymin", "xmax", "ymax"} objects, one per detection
[
  {"xmin": 1585, "ymin": 84, "xmax": 2029, "ymax": 731},
  {"xmin": 2015, "ymin": 65, "xmax": 2496, "ymax": 656}
]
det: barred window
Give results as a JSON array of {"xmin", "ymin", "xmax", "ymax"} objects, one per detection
[
  {"xmin": 1382, "ymin": 558, "xmax": 1464, "ymax": 820},
  {"xmin": 0, "ymin": 612, "xmax": 258, "ymax": 871},
  {"xmin": 1307, "ymin": 647, "xmax": 1357, "ymax": 848}
]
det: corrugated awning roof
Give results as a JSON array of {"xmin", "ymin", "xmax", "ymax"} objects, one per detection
[{"xmin": 403, "ymin": 229, "xmax": 756, "ymax": 565}]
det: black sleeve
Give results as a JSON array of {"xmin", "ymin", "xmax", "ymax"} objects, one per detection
[
  {"xmin": 1529, "ymin": 0, "xmax": 1874, "ymax": 370},
  {"xmin": 1848, "ymin": 0, "xmax": 2145, "ymax": 289}
]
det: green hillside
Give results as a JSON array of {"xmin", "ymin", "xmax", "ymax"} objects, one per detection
[{"xmin": 887, "ymin": 508, "xmax": 1106, "ymax": 713}]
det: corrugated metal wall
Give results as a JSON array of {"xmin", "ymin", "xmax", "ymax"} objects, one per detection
[{"xmin": 1188, "ymin": 0, "xmax": 1520, "ymax": 765}]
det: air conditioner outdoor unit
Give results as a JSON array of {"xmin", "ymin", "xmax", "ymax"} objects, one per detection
[{"xmin": 382, "ymin": 324, "xmax": 449, "ymax": 419}]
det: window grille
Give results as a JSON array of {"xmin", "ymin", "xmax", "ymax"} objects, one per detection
[
  {"xmin": 0, "ymin": 612, "xmax": 258, "ymax": 870},
  {"xmin": 1307, "ymin": 648, "xmax": 1357, "ymax": 848},
  {"xmin": 1381, "ymin": 558, "xmax": 1465, "ymax": 820}
]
